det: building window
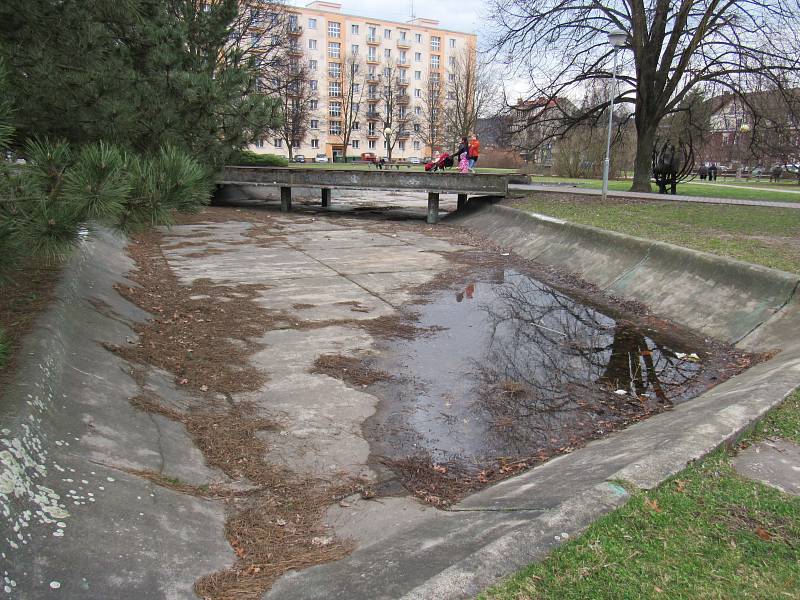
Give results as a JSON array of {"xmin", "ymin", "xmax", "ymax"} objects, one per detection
[
  {"xmin": 329, "ymin": 62, "xmax": 341, "ymax": 78},
  {"xmin": 368, "ymin": 122, "xmax": 376, "ymax": 134},
  {"xmin": 329, "ymin": 101, "xmax": 341, "ymax": 117},
  {"xmin": 415, "ymin": 33, "xmax": 422, "ymax": 43},
  {"xmin": 414, "ymin": 70, "xmax": 421, "ymax": 80},
  {"xmin": 351, "ymin": 24, "xmax": 359, "ymax": 34},
  {"xmin": 329, "ymin": 121, "xmax": 342, "ymax": 135},
  {"xmin": 274, "ymin": 138, "xmax": 283, "ymax": 148},
  {"xmin": 414, "ymin": 106, "xmax": 421, "ymax": 115},
  {"xmin": 384, "ymin": 28, "xmax": 391, "ymax": 39},
  {"xmin": 328, "ymin": 21, "xmax": 340, "ymax": 37},
  {"xmin": 255, "ymin": 139, "xmax": 264, "ymax": 148},
  {"xmin": 310, "ymin": 119, "xmax": 319, "ymax": 129},
  {"xmin": 352, "ymin": 140, "xmax": 360, "ymax": 149},
  {"xmin": 309, "ymin": 39, "xmax": 317, "ymax": 50},
  {"xmin": 398, "ymin": 141, "xmax": 405, "ymax": 151},
  {"xmin": 400, "ymin": 30, "xmax": 407, "ymax": 40},
  {"xmin": 414, "ymin": 52, "xmax": 422, "ymax": 62},
  {"xmin": 449, "ymin": 38, "xmax": 456, "ymax": 48},
  {"xmin": 309, "ymin": 59, "xmax": 317, "ymax": 70},
  {"xmin": 328, "ymin": 42, "xmax": 340, "ymax": 58},
  {"xmin": 414, "ymin": 141, "xmax": 420, "ymax": 150},
  {"xmin": 353, "ymin": 121, "xmax": 360, "ymax": 130},
  {"xmin": 353, "ymin": 83, "xmax": 360, "ymax": 93},
  {"xmin": 448, "ymin": 73, "xmax": 455, "ymax": 81},
  {"xmin": 431, "ymin": 36, "xmax": 440, "ymax": 51},
  {"xmin": 399, "ymin": 50, "xmax": 407, "ymax": 64},
  {"xmin": 292, "ymin": 140, "xmax": 301, "ymax": 149},
  {"xmin": 351, "ymin": 44, "xmax": 359, "ymax": 55},
  {"xmin": 447, "ymin": 91, "xmax": 455, "ymax": 100},
  {"xmin": 368, "ymin": 140, "xmax": 376, "ymax": 149},
  {"xmin": 368, "ymin": 26, "xmax": 377, "ymax": 41},
  {"xmin": 431, "ymin": 72, "xmax": 440, "ymax": 82},
  {"xmin": 308, "ymin": 18, "xmax": 317, "ymax": 29},
  {"xmin": 383, "ymin": 67, "xmax": 391, "ymax": 78},
  {"xmin": 431, "ymin": 55, "xmax": 440, "ymax": 69},
  {"xmin": 449, "ymin": 56, "xmax": 456, "ymax": 66},
  {"xmin": 384, "ymin": 48, "xmax": 391, "ymax": 58},
  {"xmin": 329, "ymin": 81, "xmax": 341, "ymax": 96},
  {"xmin": 311, "ymin": 139, "xmax": 319, "ymax": 149},
  {"xmin": 368, "ymin": 47, "xmax": 377, "ymax": 61},
  {"xmin": 310, "ymin": 80, "xmax": 318, "ymax": 91},
  {"xmin": 310, "ymin": 99, "xmax": 318, "ymax": 109},
  {"xmin": 414, "ymin": 88, "xmax": 421, "ymax": 98}
]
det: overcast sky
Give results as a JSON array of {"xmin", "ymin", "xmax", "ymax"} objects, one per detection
[{"xmin": 288, "ymin": 0, "xmax": 486, "ymax": 35}]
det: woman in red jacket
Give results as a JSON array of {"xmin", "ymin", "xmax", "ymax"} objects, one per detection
[{"xmin": 468, "ymin": 134, "xmax": 480, "ymax": 173}]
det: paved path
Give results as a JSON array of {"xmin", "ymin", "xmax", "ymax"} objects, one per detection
[
  {"xmin": 732, "ymin": 438, "xmax": 800, "ymax": 496},
  {"xmin": 510, "ymin": 183, "xmax": 800, "ymax": 209},
  {"xmin": 703, "ymin": 181, "xmax": 800, "ymax": 195}
]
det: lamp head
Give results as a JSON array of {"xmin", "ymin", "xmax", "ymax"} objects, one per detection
[
  {"xmin": 739, "ymin": 123, "xmax": 751, "ymax": 133},
  {"xmin": 607, "ymin": 29, "xmax": 628, "ymax": 48},
  {"xmin": 384, "ymin": 127, "xmax": 392, "ymax": 136}
]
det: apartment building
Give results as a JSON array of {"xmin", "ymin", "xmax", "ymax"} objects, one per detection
[{"xmin": 249, "ymin": 1, "xmax": 477, "ymax": 161}]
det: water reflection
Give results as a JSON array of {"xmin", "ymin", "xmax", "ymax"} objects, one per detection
[{"xmin": 366, "ymin": 269, "xmax": 710, "ymax": 470}]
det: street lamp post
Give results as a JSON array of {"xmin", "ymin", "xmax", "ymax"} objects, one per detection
[
  {"xmin": 738, "ymin": 123, "xmax": 750, "ymax": 176},
  {"xmin": 384, "ymin": 126, "xmax": 392, "ymax": 162},
  {"xmin": 602, "ymin": 29, "xmax": 628, "ymax": 202}
]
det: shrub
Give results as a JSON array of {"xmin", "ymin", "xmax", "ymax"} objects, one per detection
[
  {"xmin": 230, "ymin": 150, "xmax": 289, "ymax": 167},
  {"xmin": 477, "ymin": 149, "xmax": 525, "ymax": 169}
]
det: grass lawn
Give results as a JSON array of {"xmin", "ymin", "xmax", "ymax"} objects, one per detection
[
  {"xmin": 511, "ymin": 194, "xmax": 800, "ymax": 273},
  {"xmin": 288, "ymin": 162, "xmax": 516, "ymax": 174},
  {"xmin": 479, "ymin": 391, "xmax": 800, "ymax": 600},
  {"xmin": 531, "ymin": 176, "xmax": 800, "ymax": 203}
]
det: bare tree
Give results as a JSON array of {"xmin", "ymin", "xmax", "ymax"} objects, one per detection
[
  {"xmin": 273, "ymin": 56, "xmax": 316, "ymax": 159},
  {"xmin": 332, "ymin": 53, "xmax": 365, "ymax": 161},
  {"xmin": 377, "ymin": 60, "xmax": 413, "ymax": 161},
  {"xmin": 444, "ymin": 49, "xmax": 496, "ymax": 145},
  {"xmin": 488, "ymin": 0, "xmax": 800, "ymax": 190},
  {"xmin": 418, "ymin": 77, "xmax": 446, "ymax": 156}
]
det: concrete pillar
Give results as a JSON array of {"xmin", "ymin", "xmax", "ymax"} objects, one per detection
[
  {"xmin": 427, "ymin": 192, "xmax": 439, "ymax": 224},
  {"xmin": 457, "ymin": 193, "xmax": 468, "ymax": 211},
  {"xmin": 321, "ymin": 187, "xmax": 331, "ymax": 207},
  {"xmin": 280, "ymin": 186, "xmax": 292, "ymax": 212}
]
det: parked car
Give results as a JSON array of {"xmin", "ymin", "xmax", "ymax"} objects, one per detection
[
  {"xmin": 293, "ymin": 155, "xmax": 306, "ymax": 163},
  {"xmin": 314, "ymin": 154, "xmax": 329, "ymax": 163},
  {"xmin": 360, "ymin": 152, "xmax": 377, "ymax": 162},
  {"xmin": 408, "ymin": 156, "xmax": 421, "ymax": 164}
]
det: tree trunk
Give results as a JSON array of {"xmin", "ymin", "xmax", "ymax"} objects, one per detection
[
  {"xmin": 287, "ymin": 144, "xmax": 293, "ymax": 160},
  {"xmin": 631, "ymin": 117, "xmax": 657, "ymax": 192}
]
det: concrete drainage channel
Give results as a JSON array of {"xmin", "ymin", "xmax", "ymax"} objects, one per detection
[{"xmin": 1, "ymin": 196, "xmax": 798, "ymax": 599}]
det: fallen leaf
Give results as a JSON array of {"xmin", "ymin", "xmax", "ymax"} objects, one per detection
[
  {"xmin": 432, "ymin": 464, "xmax": 448, "ymax": 474},
  {"xmin": 178, "ymin": 378, "xmax": 189, "ymax": 385},
  {"xmin": 675, "ymin": 480, "xmax": 687, "ymax": 493},
  {"xmin": 200, "ymin": 385, "xmax": 209, "ymax": 392},
  {"xmin": 755, "ymin": 527, "xmax": 772, "ymax": 541},
  {"xmin": 644, "ymin": 497, "xmax": 662, "ymax": 512},
  {"xmin": 654, "ymin": 586, "xmax": 663, "ymax": 593}
]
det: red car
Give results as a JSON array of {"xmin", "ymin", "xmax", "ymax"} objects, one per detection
[{"xmin": 360, "ymin": 152, "xmax": 377, "ymax": 162}]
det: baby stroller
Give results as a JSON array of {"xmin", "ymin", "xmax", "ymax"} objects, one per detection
[{"xmin": 424, "ymin": 152, "xmax": 454, "ymax": 172}]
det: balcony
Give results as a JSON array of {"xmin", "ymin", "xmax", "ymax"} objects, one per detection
[
  {"xmin": 288, "ymin": 45, "xmax": 303, "ymax": 56},
  {"xmin": 367, "ymin": 132, "xmax": 380, "ymax": 139},
  {"xmin": 366, "ymin": 36, "xmax": 380, "ymax": 45},
  {"xmin": 396, "ymin": 60, "xmax": 409, "ymax": 67},
  {"xmin": 288, "ymin": 25, "xmax": 303, "ymax": 35},
  {"xmin": 366, "ymin": 112, "xmax": 380, "ymax": 119},
  {"xmin": 396, "ymin": 77, "xmax": 409, "ymax": 86},
  {"xmin": 366, "ymin": 56, "xmax": 380, "ymax": 65},
  {"xmin": 367, "ymin": 94, "xmax": 379, "ymax": 101},
  {"xmin": 366, "ymin": 74, "xmax": 381, "ymax": 83},
  {"xmin": 396, "ymin": 94, "xmax": 410, "ymax": 104},
  {"xmin": 396, "ymin": 39, "xmax": 410, "ymax": 49}
]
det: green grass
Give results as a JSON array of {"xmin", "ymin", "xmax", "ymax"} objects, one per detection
[
  {"xmin": 479, "ymin": 391, "xmax": 800, "ymax": 600},
  {"xmin": 288, "ymin": 162, "xmax": 516, "ymax": 174},
  {"xmin": 513, "ymin": 195, "xmax": 800, "ymax": 273},
  {"xmin": 532, "ymin": 176, "xmax": 800, "ymax": 203}
]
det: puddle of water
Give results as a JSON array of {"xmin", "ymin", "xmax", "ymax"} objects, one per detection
[{"xmin": 365, "ymin": 269, "xmax": 718, "ymax": 472}]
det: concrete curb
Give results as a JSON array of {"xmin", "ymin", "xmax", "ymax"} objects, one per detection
[
  {"xmin": 449, "ymin": 202, "xmax": 800, "ymax": 348},
  {"xmin": 0, "ymin": 229, "xmax": 232, "ymax": 599}
]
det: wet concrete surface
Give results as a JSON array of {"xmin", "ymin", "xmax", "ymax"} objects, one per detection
[{"xmin": 366, "ymin": 268, "xmax": 711, "ymax": 469}]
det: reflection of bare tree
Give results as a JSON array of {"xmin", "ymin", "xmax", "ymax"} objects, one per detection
[{"xmin": 473, "ymin": 272, "xmax": 704, "ymax": 455}]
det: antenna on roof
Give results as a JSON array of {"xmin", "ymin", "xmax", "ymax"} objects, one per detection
[{"xmin": 410, "ymin": 0, "xmax": 416, "ymax": 20}]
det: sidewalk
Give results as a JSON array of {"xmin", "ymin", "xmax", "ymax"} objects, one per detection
[{"xmin": 510, "ymin": 183, "xmax": 800, "ymax": 209}]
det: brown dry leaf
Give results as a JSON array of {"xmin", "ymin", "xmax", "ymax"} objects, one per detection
[
  {"xmin": 432, "ymin": 464, "xmax": 448, "ymax": 474},
  {"xmin": 200, "ymin": 384, "xmax": 209, "ymax": 392},
  {"xmin": 755, "ymin": 527, "xmax": 772, "ymax": 541},
  {"xmin": 654, "ymin": 586, "xmax": 663, "ymax": 593},
  {"xmin": 675, "ymin": 480, "xmax": 687, "ymax": 493},
  {"xmin": 644, "ymin": 497, "xmax": 662, "ymax": 512},
  {"xmin": 179, "ymin": 378, "xmax": 189, "ymax": 385}
]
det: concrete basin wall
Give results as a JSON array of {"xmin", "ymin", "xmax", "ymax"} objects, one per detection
[{"xmin": 450, "ymin": 203, "xmax": 800, "ymax": 350}]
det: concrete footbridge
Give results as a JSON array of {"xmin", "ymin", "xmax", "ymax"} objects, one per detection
[{"xmin": 217, "ymin": 166, "xmax": 510, "ymax": 223}]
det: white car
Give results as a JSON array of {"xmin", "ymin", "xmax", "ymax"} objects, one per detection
[
  {"xmin": 314, "ymin": 154, "xmax": 329, "ymax": 163},
  {"xmin": 408, "ymin": 156, "xmax": 421, "ymax": 164}
]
